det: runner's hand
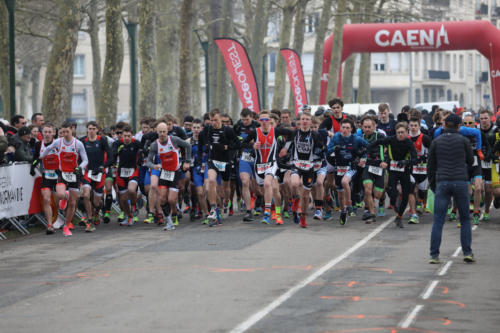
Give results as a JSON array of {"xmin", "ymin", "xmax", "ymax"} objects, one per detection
[{"xmin": 478, "ymin": 149, "xmax": 485, "ymax": 161}]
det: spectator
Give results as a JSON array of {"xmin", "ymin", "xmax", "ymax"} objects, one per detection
[
  {"xmin": 11, "ymin": 126, "xmax": 33, "ymax": 163},
  {"xmin": 5, "ymin": 114, "xmax": 27, "ymax": 137},
  {"xmin": 427, "ymin": 113, "xmax": 475, "ymax": 264},
  {"xmin": 28, "ymin": 125, "xmax": 39, "ymax": 156},
  {"xmin": 183, "ymin": 115, "xmax": 194, "ymax": 138},
  {"xmin": 31, "ymin": 113, "xmax": 44, "ymax": 140}
]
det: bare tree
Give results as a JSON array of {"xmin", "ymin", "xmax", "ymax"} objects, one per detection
[
  {"xmin": 309, "ymin": 0, "xmax": 333, "ymax": 104},
  {"xmin": 156, "ymin": 0, "xmax": 181, "ymax": 117},
  {"xmin": 84, "ymin": 0, "xmax": 102, "ymax": 113},
  {"xmin": 176, "ymin": 0, "xmax": 194, "ymax": 119},
  {"xmin": 288, "ymin": 0, "xmax": 309, "ymax": 109},
  {"xmin": 138, "ymin": 0, "xmax": 157, "ymax": 119},
  {"xmin": 0, "ymin": 1, "xmax": 10, "ymax": 116},
  {"xmin": 341, "ymin": 0, "xmax": 361, "ymax": 104},
  {"xmin": 326, "ymin": 0, "xmax": 348, "ymax": 100},
  {"xmin": 215, "ymin": 0, "xmax": 233, "ymax": 113},
  {"xmin": 97, "ymin": 0, "xmax": 124, "ymax": 127},
  {"xmin": 272, "ymin": 0, "xmax": 296, "ymax": 109},
  {"xmin": 41, "ymin": 0, "xmax": 81, "ymax": 125}
]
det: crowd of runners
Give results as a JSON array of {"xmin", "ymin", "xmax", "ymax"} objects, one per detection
[{"xmin": 29, "ymin": 99, "xmax": 500, "ymax": 237}]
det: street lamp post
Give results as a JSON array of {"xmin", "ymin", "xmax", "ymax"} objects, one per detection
[
  {"xmin": 4, "ymin": 0, "xmax": 16, "ymax": 120},
  {"xmin": 123, "ymin": 18, "xmax": 137, "ymax": 132}
]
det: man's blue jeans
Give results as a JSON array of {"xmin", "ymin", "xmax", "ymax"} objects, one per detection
[{"xmin": 430, "ymin": 181, "xmax": 472, "ymax": 258}]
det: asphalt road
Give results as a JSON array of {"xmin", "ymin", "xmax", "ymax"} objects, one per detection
[{"xmin": 1, "ymin": 205, "xmax": 499, "ymax": 333}]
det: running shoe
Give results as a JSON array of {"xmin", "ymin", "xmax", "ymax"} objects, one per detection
[
  {"xmin": 394, "ymin": 216, "xmax": 403, "ymax": 228},
  {"xmin": 207, "ymin": 209, "xmax": 217, "ymax": 221},
  {"xmin": 132, "ymin": 205, "xmax": 138, "ymax": 217},
  {"xmin": 378, "ymin": 205, "xmax": 385, "ymax": 217},
  {"xmin": 164, "ymin": 219, "xmax": 175, "ymax": 231},
  {"xmin": 429, "ymin": 257, "xmax": 440, "ymax": 264},
  {"xmin": 271, "ymin": 210, "xmax": 276, "ymax": 221},
  {"xmin": 291, "ymin": 198, "xmax": 300, "ymax": 212},
  {"xmin": 481, "ymin": 213, "xmax": 490, "ymax": 222},
  {"xmin": 67, "ymin": 221, "xmax": 75, "ymax": 230},
  {"xmin": 53, "ymin": 216, "xmax": 64, "ymax": 229},
  {"xmin": 347, "ymin": 205, "xmax": 355, "ymax": 217},
  {"xmin": 313, "ymin": 209, "xmax": 323, "ymax": 220},
  {"xmin": 229, "ymin": 207, "xmax": 234, "ymax": 216},
  {"xmin": 133, "ymin": 215, "xmax": 139, "ymax": 223},
  {"xmin": 472, "ymin": 213, "xmax": 480, "ymax": 225},
  {"xmin": 293, "ymin": 212, "xmax": 300, "ymax": 224},
  {"xmin": 361, "ymin": 211, "xmax": 370, "ymax": 221},
  {"xmin": 46, "ymin": 225, "xmax": 55, "ymax": 235},
  {"xmin": 339, "ymin": 211, "xmax": 347, "ymax": 225},
  {"xmin": 253, "ymin": 207, "xmax": 262, "ymax": 216},
  {"xmin": 416, "ymin": 203, "xmax": 423, "ymax": 215},
  {"xmin": 261, "ymin": 212, "xmax": 271, "ymax": 225},
  {"xmin": 202, "ymin": 217, "xmax": 209, "ymax": 225},
  {"xmin": 183, "ymin": 205, "xmax": 191, "ymax": 214},
  {"xmin": 283, "ymin": 210, "xmax": 290, "ymax": 219},
  {"xmin": 457, "ymin": 221, "xmax": 461, "ymax": 228},
  {"xmin": 463, "ymin": 254, "xmax": 476, "ymax": 263},
  {"xmin": 120, "ymin": 217, "xmax": 132, "ymax": 226},
  {"xmin": 144, "ymin": 213, "xmax": 155, "ymax": 224},
  {"xmin": 59, "ymin": 191, "xmax": 69, "ymax": 210},
  {"xmin": 448, "ymin": 212, "xmax": 457, "ymax": 222},
  {"xmin": 223, "ymin": 204, "xmax": 229, "ymax": 215},
  {"xmin": 79, "ymin": 216, "xmax": 87, "ymax": 226},
  {"xmin": 93, "ymin": 214, "xmax": 100, "ymax": 226},
  {"xmin": 322, "ymin": 210, "xmax": 332, "ymax": 220},
  {"xmin": 299, "ymin": 215, "xmax": 307, "ymax": 228},
  {"xmin": 365, "ymin": 214, "xmax": 376, "ymax": 224},
  {"xmin": 103, "ymin": 211, "xmax": 111, "ymax": 224},
  {"xmin": 243, "ymin": 211, "xmax": 254, "ymax": 222},
  {"xmin": 275, "ymin": 214, "xmax": 283, "ymax": 225},
  {"xmin": 216, "ymin": 208, "xmax": 222, "ymax": 224},
  {"xmin": 62, "ymin": 225, "xmax": 72, "ymax": 237},
  {"xmin": 156, "ymin": 213, "xmax": 164, "ymax": 225},
  {"xmin": 117, "ymin": 211, "xmax": 125, "ymax": 223},
  {"xmin": 408, "ymin": 214, "xmax": 419, "ymax": 224},
  {"xmin": 85, "ymin": 223, "xmax": 96, "ymax": 233},
  {"xmin": 172, "ymin": 215, "xmax": 179, "ymax": 226}
]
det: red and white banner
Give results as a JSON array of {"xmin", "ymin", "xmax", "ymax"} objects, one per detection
[
  {"xmin": 215, "ymin": 38, "xmax": 260, "ymax": 113},
  {"xmin": 280, "ymin": 48, "xmax": 308, "ymax": 116},
  {"xmin": 0, "ymin": 163, "xmax": 42, "ymax": 219}
]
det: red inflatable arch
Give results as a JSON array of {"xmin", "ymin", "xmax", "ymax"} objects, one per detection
[{"xmin": 320, "ymin": 20, "xmax": 500, "ymax": 110}]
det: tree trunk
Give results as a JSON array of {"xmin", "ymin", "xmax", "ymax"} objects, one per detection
[
  {"xmin": 247, "ymin": 0, "xmax": 271, "ymax": 106},
  {"xmin": 190, "ymin": 3, "xmax": 201, "ymax": 117},
  {"xmin": 138, "ymin": 0, "xmax": 157, "ymax": 120},
  {"xmin": 206, "ymin": 0, "xmax": 222, "ymax": 110},
  {"xmin": 87, "ymin": 0, "xmax": 101, "ymax": 114},
  {"xmin": 288, "ymin": 0, "xmax": 308, "ymax": 109},
  {"xmin": 156, "ymin": 0, "xmax": 180, "ymax": 118},
  {"xmin": 357, "ymin": 53, "xmax": 371, "ymax": 103},
  {"xmin": 31, "ymin": 64, "xmax": 40, "ymax": 114},
  {"xmin": 326, "ymin": 0, "xmax": 348, "ymax": 99},
  {"xmin": 309, "ymin": 0, "xmax": 333, "ymax": 104},
  {"xmin": 215, "ymin": 0, "xmax": 233, "ymax": 113},
  {"xmin": 272, "ymin": 0, "xmax": 296, "ymax": 109},
  {"xmin": 176, "ymin": 0, "xmax": 194, "ymax": 120},
  {"xmin": 20, "ymin": 65, "xmax": 32, "ymax": 116},
  {"xmin": 41, "ymin": 0, "xmax": 81, "ymax": 125},
  {"xmin": 97, "ymin": 0, "xmax": 124, "ymax": 127},
  {"xmin": 342, "ymin": 54, "xmax": 356, "ymax": 103},
  {"xmin": 0, "ymin": 1, "xmax": 10, "ymax": 116}
]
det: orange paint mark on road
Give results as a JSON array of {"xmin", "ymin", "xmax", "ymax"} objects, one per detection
[
  {"xmin": 322, "ymin": 327, "xmax": 440, "ymax": 333},
  {"xmin": 321, "ymin": 296, "xmax": 465, "ymax": 309},
  {"xmin": 328, "ymin": 314, "xmax": 452, "ymax": 327},
  {"xmin": 211, "ymin": 268, "xmax": 263, "ymax": 272},
  {"xmin": 433, "ymin": 300, "xmax": 465, "ymax": 308},
  {"xmin": 366, "ymin": 268, "xmax": 393, "ymax": 274},
  {"xmin": 437, "ymin": 286, "xmax": 449, "ymax": 294}
]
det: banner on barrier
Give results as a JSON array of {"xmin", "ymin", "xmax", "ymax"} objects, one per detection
[
  {"xmin": 0, "ymin": 163, "xmax": 42, "ymax": 219},
  {"xmin": 215, "ymin": 38, "xmax": 261, "ymax": 113},
  {"xmin": 280, "ymin": 48, "xmax": 308, "ymax": 116}
]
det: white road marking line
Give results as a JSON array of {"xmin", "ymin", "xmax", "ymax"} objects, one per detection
[
  {"xmin": 399, "ymin": 304, "xmax": 424, "ymax": 328},
  {"xmin": 472, "ymin": 225, "xmax": 478, "ymax": 231},
  {"xmin": 452, "ymin": 246, "xmax": 461, "ymax": 258},
  {"xmin": 421, "ymin": 280, "xmax": 439, "ymax": 300},
  {"xmin": 438, "ymin": 260, "xmax": 453, "ymax": 276},
  {"xmin": 229, "ymin": 219, "xmax": 392, "ymax": 333}
]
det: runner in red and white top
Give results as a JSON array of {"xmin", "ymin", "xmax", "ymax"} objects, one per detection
[
  {"xmin": 145, "ymin": 122, "xmax": 191, "ymax": 231},
  {"xmin": 40, "ymin": 121, "xmax": 88, "ymax": 237}
]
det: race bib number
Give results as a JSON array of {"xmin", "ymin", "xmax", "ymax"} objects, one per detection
[
  {"xmin": 256, "ymin": 162, "xmax": 272, "ymax": 174},
  {"xmin": 336, "ymin": 166, "xmax": 349, "ymax": 176},
  {"xmin": 359, "ymin": 158, "xmax": 367, "ymax": 168},
  {"xmin": 313, "ymin": 162, "xmax": 323, "ymax": 171},
  {"xmin": 62, "ymin": 172, "xmax": 76, "ymax": 183},
  {"xmin": 120, "ymin": 168, "xmax": 135, "ymax": 178},
  {"xmin": 294, "ymin": 160, "xmax": 313, "ymax": 171},
  {"xmin": 390, "ymin": 161, "xmax": 405, "ymax": 172},
  {"xmin": 241, "ymin": 152, "xmax": 254, "ymax": 163},
  {"xmin": 412, "ymin": 163, "xmax": 427, "ymax": 175},
  {"xmin": 89, "ymin": 172, "xmax": 103, "ymax": 182},
  {"xmin": 473, "ymin": 156, "xmax": 478, "ymax": 167},
  {"xmin": 481, "ymin": 160, "xmax": 491, "ymax": 169},
  {"xmin": 44, "ymin": 170, "xmax": 58, "ymax": 179},
  {"xmin": 160, "ymin": 169, "xmax": 175, "ymax": 181},
  {"xmin": 212, "ymin": 160, "xmax": 227, "ymax": 172},
  {"xmin": 368, "ymin": 165, "xmax": 383, "ymax": 176}
]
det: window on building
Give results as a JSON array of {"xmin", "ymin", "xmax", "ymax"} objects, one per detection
[
  {"xmin": 424, "ymin": 88, "xmax": 429, "ymax": 102},
  {"xmin": 372, "ymin": 53, "xmax": 386, "ymax": 72},
  {"xmin": 453, "ymin": 54, "xmax": 457, "ymax": 74},
  {"xmin": 72, "ymin": 93, "xmax": 86, "ymax": 115},
  {"xmin": 459, "ymin": 55, "xmax": 464, "ymax": 78},
  {"xmin": 468, "ymin": 54, "xmax": 473, "ymax": 75},
  {"xmin": 431, "ymin": 88, "xmax": 437, "ymax": 101},
  {"xmin": 74, "ymin": 55, "xmax": 85, "ymax": 78},
  {"xmin": 476, "ymin": 54, "xmax": 481, "ymax": 73},
  {"xmin": 454, "ymin": 93, "xmax": 458, "ymax": 101},
  {"xmin": 415, "ymin": 88, "xmax": 421, "ymax": 104},
  {"xmin": 445, "ymin": 54, "xmax": 451, "ymax": 71},
  {"xmin": 402, "ymin": 53, "xmax": 409, "ymax": 72},
  {"xmin": 389, "ymin": 53, "xmax": 400, "ymax": 72},
  {"xmin": 269, "ymin": 52, "xmax": 276, "ymax": 73},
  {"xmin": 439, "ymin": 88, "xmax": 444, "ymax": 99},
  {"xmin": 431, "ymin": 53, "xmax": 435, "ymax": 70},
  {"xmin": 438, "ymin": 53, "xmax": 443, "ymax": 71},
  {"xmin": 414, "ymin": 53, "xmax": 419, "ymax": 76},
  {"xmin": 447, "ymin": 89, "xmax": 452, "ymax": 100}
]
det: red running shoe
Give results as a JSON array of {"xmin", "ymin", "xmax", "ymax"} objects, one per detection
[
  {"xmin": 299, "ymin": 215, "xmax": 308, "ymax": 228},
  {"xmin": 59, "ymin": 191, "xmax": 69, "ymax": 210}
]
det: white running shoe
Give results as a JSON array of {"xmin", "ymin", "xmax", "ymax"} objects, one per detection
[{"xmin": 53, "ymin": 216, "xmax": 65, "ymax": 229}]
